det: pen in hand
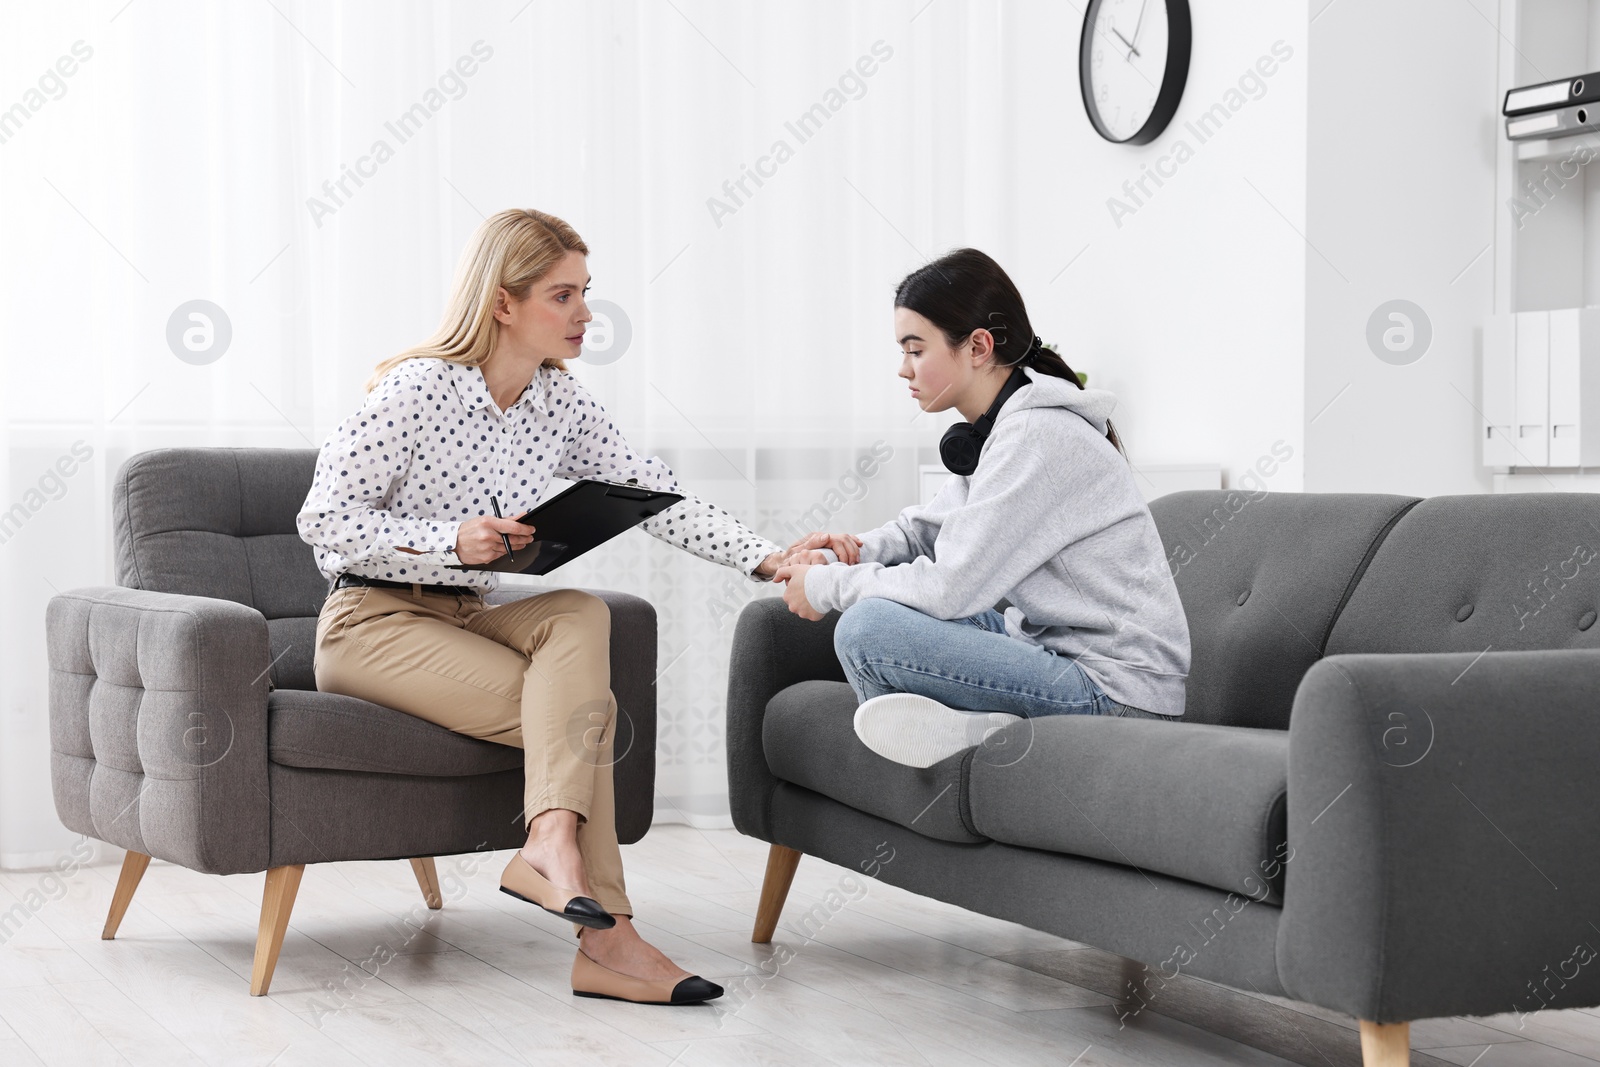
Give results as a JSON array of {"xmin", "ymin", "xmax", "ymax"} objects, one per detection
[{"xmin": 490, "ymin": 495, "xmax": 516, "ymax": 560}]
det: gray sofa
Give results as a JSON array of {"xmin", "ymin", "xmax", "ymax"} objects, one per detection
[
  {"xmin": 47, "ymin": 448, "xmax": 657, "ymax": 994},
  {"xmin": 728, "ymin": 488, "xmax": 1600, "ymax": 1067}
]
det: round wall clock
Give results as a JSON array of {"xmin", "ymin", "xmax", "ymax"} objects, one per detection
[{"xmin": 1079, "ymin": 0, "xmax": 1192, "ymax": 145}]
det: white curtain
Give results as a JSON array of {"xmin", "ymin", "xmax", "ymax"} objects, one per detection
[{"xmin": 0, "ymin": 0, "xmax": 1047, "ymax": 859}]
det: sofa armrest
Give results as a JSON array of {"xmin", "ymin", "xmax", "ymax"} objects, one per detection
[
  {"xmin": 725, "ymin": 597, "xmax": 847, "ymax": 840},
  {"xmin": 47, "ymin": 586, "xmax": 272, "ymax": 874},
  {"xmin": 1280, "ymin": 648, "xmax": 1600, "ymax": 1023},
  {"xmin": 486, "ymin": 584, "xmax": 657, "ymax": 843}
]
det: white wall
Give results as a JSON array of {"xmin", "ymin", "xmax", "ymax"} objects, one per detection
[
  {"xmin": 1006, "ymin": 2, "xmax": 1310, "ymax": 498},
  {"xmin": 1304, "ymin": 0, "xmax": 1501, "ymax": 495}
]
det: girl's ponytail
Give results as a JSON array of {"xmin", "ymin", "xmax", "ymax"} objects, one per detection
[{"xmin": 894, "ymin": 249, "xmax": 1124, "ymax": 457}]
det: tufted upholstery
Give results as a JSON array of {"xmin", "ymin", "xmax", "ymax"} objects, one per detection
[
  {"xmin": 114, "ymin": 448, "xmax": 325, "ymax": 691},
  {"xmin": 1145, "ymin": 490, "xmax": 1419, "ymax": 730},
  {"xmin": 1325, "ymin": 493, "xmax": 1600, "ymax": 656},
  {"xmin": 49, "ymin": 447, "xmax": 660, "ymax": 876},
  {"xmin": 48, "ymin": 587, "xmax": 272, "ymax": 874}
]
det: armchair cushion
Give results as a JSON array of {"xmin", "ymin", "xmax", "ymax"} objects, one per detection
[
  {"xmin": 266, "ymin": 617, "xmax": 317, "ymax": 691},
  {"xmin": 114, "ymin": 448, "xmax": 327, "ymax": 690},
  {"xmin": 268, "ymin": 689, "xmax": 525, "ymax": 777}
]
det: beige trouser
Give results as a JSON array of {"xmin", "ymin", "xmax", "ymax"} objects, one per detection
[{"xmin": 313, "ymin": 584, "xmax": 630, "ymax": 917}]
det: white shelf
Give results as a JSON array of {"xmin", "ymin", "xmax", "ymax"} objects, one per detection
[
  {"xmin": 1495, "ymin": 0, "xmax": 1600, "ymax": 315},
  {"xmin": 1487, "ymin": 0, "xmax": 1600, "ymax": 482}
]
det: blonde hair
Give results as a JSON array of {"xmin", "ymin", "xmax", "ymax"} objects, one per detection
[{"xmin": 367, "ymin": 208, "xmax": 589, "ymax": 391}]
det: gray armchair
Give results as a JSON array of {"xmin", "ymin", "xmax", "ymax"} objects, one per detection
[{"xmin": 47, "ymin": 448, "xmax": 657, "ymax": 994}]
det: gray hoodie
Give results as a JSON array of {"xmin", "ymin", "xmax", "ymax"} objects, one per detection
[{"xmin": 804, "ymin": 366, "xmax": 1191, "ymax": 717}]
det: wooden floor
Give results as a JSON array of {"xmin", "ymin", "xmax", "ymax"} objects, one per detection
[{"xmin": 1, "ymin": 826, "xmax": 1597, "ymax": 1066}]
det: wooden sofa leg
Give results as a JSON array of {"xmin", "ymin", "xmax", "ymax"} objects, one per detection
[
  {"xmin": 101, "ymin": 850, "xmax": 152, "ymax": 940},
  {"xmin": 752, "ymin": 844, "xmax": 802, "ymax": 943},
  {"xmin": 410, "ymin": 857, "xmax": 443, "ymax": 909},
  {"xmin": 1359, "ymin": 1020, "xmax": 1409, "ymax": 1066},
  {"xmin": 250, "ymin": 865, "xmax": 305, "ymax": 996}
]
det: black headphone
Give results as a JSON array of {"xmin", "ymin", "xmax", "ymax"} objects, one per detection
[{"xmin": 939, "ymin": 364, "xmax": 1031, "ymax": 476}]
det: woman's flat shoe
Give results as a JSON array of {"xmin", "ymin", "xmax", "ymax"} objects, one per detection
[
  {"xmin": 571, "ymin": 948, "xmax": 723, "ymax": 1005},
  {"xmin": 499, "ymin": 854, "xmax": 615, "ymax": 929}
]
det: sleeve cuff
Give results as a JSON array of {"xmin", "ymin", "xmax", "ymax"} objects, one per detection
[
  {"xmin": 803, "ymin": 562, "xmax": 851, "ymax": 613},
  {"xmin": 743, "ymin": 538, "xmax": 785, "ymax": 582},
  {"xmin": 389, "ymin": 519, "xmax": 462, "ymax": 565}
]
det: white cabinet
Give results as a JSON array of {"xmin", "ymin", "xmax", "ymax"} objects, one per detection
[{"xmin": 1484, "ymin": 308, "xmax": 1600, "ymax": 468}]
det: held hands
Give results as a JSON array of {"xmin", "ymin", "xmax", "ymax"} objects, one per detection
[
  {"xmin": 456, "ymin": 515, "xmax": 536, "ymax": 565},
  {"xmin": 787, "ymin": 530, "xmax": 863, "ymax": 566},
  {"xmin": 752, "ymin": 531, "xmax": 864, "ymax": 579},
  {"xmin": 765, "ymin": 531, "xmax": 859, "ymax": 622}
]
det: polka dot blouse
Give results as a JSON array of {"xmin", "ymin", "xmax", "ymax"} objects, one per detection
[{"xmin": 297, "ymin": 358, "xmax": 784, "ymax": 592}]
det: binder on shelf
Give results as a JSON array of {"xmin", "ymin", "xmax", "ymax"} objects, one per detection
[
  {"xmin": 1481, "ymin": 309, "xmax": 1600, "ymax": 470},
  {"xmin": 1515, "ymin": 312, "xmax": 1550, "ymax": 467},
  {"xmin": 1505, "ymin": 100, "xmax": 1600, "ymax": 140},
  {"xmin": 1504, "ymin": 71, "xmax": 1600, "ymax": 116}
]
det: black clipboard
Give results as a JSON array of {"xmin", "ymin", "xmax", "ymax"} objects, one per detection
[{"xmin": 447, "ymin": 479, "xmax": 683, "ymax": 575}]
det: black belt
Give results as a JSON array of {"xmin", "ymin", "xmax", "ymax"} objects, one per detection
[{"xmin": 332, "ymin": 573, "xmax": 480, "ymax": 597}]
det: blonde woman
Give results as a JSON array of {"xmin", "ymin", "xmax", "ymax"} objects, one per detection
[{"xmin": 298, "ymin": 209, "xmax": 833, "ymax": 1005}]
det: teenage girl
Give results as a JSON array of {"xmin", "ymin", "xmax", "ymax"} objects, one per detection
[{"xmin": 774, "ymin": 248, "xmax": 1191, "ymax": 767}]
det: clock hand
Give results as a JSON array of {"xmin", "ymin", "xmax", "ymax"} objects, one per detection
[
  {"xmin": 1130, "ymin": 0, "xmax": 1150, "ymax": 47},
  {"xmin": 1111, "ymin": 26, "xmax": 1141, "ymax": 59}
]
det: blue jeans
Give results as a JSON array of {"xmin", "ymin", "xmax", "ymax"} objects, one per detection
[{"xmin": 833, "ymin": 597, "xmax": 1163, "ymax": 719}]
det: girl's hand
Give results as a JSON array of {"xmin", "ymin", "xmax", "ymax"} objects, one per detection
[
  {"xmin": 786, "ymin": 531, "xmax": 863, "ymax": 565},
  {"xmin": 774, "ymin": 563, "xmax": 824, "ymax": 621},
  {"xmin": 456, "ymin": 515, "xmax": 536, "ymax": 565}
]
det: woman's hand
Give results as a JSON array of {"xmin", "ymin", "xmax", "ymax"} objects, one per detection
[
  {"xmin": 456, "ymin": 516, "xmax": 536, "ymax": 565},
  {"xmin": 787, "ymin": 531, "xmax": 863, "ymax": 565},
  {"xmin": 774, "ymin": 563, "xmax": 824, "ymax": 621},
  {"xmin": 754, "ymin": 532, "xmax": 862, "ymax": 579}
]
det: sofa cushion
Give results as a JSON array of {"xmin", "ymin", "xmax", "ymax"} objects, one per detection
[
  {"xmin": 763, "ymin": 680, "xmax": 983, "ymax": 844},
  {"xmin": 1327, "ymin": 493, "xmax": 1600, "ymax": 657},
  {"xmin": 269, "ymin": 689, "xmax": 525, "ymax": 777},
  {"xmin": 967, "ymin": 716, "xmax": 1290, "ymax": 903},
  {"xmin": 1147, "ymin": 490, "xmax": 1419, "ymax": 729}
]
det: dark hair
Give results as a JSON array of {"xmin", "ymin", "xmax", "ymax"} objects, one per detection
[{"xmin": 894, "ymin": 248, "xmax": 1124, "ymax": 456}]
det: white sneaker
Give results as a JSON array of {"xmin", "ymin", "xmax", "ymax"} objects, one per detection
[{"xmin": 852, "ymin": 693, "xmax": 1023, "ymax": 768}]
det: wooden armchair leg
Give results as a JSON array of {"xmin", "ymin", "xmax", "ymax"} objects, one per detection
[
  {"xmin": 250, "ymin": 865, "xmax": 304, "ymax": 996},
  {"xmin": 101, "ymin": 850, "xmax": 151, "ymax": 940},
  {"xmin": 752, "ymin": 844, "xmax": 802, "ymax": 943},
  {"xmin": 410, "ymin": 857, "xmax": 443, "ymax": 909},
  {"xmin": 1360, "ymin": 1020, "xmax": 1409, "ymax": 1067}
]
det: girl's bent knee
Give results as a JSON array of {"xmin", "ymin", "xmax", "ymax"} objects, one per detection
[{"xmin": 834, "ymin": 597, "xmax": 912, "ymax": 660}]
